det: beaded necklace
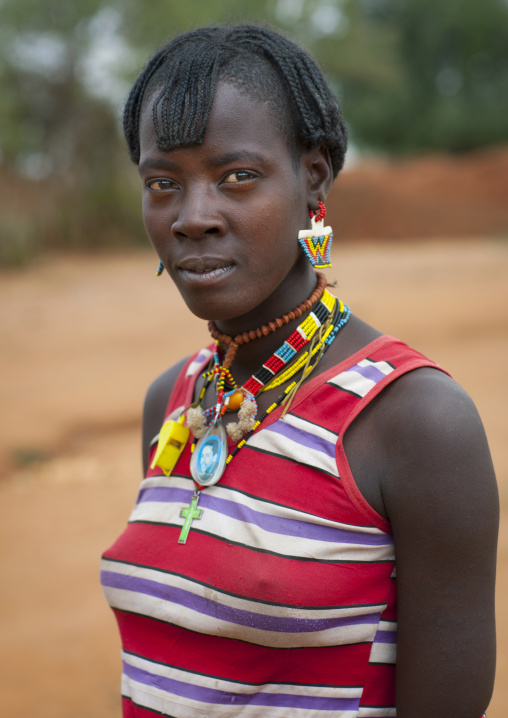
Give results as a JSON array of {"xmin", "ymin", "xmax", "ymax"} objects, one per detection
[
  {"xmin": 208, "ymin": 272, "xmax": 328, "ymax": 370},
  {"xmin": 187, "ymin": 288, "xmax": 335, "ymax": 459},
  {"xmin": 177, "ymin": 299, "xmax": 351, "ymax": 543}
]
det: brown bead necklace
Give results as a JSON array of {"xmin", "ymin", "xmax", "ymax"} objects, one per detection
[{"xmin": 207, "ymin": 271, "xmax": 328, "ymax": 370}]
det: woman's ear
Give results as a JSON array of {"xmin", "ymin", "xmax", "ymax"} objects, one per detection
[{"xmin": 302, "ymin": 145, "xmax": 334, "ymax": 210}]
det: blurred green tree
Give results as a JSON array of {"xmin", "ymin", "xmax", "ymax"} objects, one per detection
[
  {"xmin": 0, "ymin": 0, "xmax": 507, "ymax": 262},
  {"xmin": 336, "ymin": 0, "xmax": 508, "ymax": 152}
]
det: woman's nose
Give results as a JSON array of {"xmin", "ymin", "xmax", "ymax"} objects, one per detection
[{"xmin": 171, "ymin": 188, "xmax": 226, "ymax": 240}]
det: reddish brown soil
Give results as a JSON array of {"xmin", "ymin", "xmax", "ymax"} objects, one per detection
[
  {"xmin": 1, "ymin": 239, "xmax": 507, "ymax": 717},
  {"xmin": 327, "ymin": 144, "xmax": 508, "ymax": 240}
]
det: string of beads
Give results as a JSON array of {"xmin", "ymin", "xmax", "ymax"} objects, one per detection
[
  {"xmin": 208, "ymin": 272, "xmax": 328, "ymax": 370},
  {"xmin": 188, "ymin": 298, "xmax": 351, "ymax": 472},
  {"xmin": 226, "ymin": 300, "xmax": 350, "ymax": 465},
  {"xmin": 189, "ymin": 287, "xmax": 335, "ymax": 440}
]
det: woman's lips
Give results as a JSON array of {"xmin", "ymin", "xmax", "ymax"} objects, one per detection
[{"xmin": 177, "ymin": 259, "xmax": 235, "ymax": 285}]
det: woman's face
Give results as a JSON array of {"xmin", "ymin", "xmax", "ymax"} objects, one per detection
[{"xmin": 138, "ymin": 82, "xmax": 313, "ymax": 322}]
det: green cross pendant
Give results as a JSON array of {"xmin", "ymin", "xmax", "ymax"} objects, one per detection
[{"xmin": 178, "ymin": 491, "xmax": 203, "ymax": 544}]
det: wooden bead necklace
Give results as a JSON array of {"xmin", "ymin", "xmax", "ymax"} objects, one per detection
[
  {"xmin": 208, "ymin": 271, "xmax": 328, "ymax": 370},
  {"xmin": 196, "ymin": 287, "xmax": 336, "ymax": 435}
]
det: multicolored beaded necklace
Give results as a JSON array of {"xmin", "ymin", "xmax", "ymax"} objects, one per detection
[
  {"xmin": 149, "ymin": 273, "xmax": 351, "ymax": 543},
  {"xmin": 176, "ymin": 297, "xmax": 350, "ymax": 543},
  {"xmin": 195, "ymin": 287, "xmax": 335, "ymax": 429}
]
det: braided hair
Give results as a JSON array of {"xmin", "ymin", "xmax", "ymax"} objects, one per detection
[{"xmin": 124, "ymin": 25, "xmax": 348, "ymax": 177}]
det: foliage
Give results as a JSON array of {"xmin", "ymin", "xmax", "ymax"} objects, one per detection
[
  {"xmin": 0, "ymin": 0, "xmax": 507, "ymax": 263},
  {"xmin": 339, "ymin": 0, "xmax": 508, "ymax": 152}
]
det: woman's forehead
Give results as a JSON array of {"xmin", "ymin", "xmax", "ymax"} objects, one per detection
[{"xmin": 138, "ymin": 82, "xmax": 290, "ymax": 166}]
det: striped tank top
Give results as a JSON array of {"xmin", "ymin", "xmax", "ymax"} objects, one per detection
[{"xmin": 101, "ymin": 335, "xmax": 445, "ymax": 717}]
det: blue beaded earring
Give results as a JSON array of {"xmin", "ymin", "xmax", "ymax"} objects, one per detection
[
  {"xmin": 156, "ymin": 260, "xmax": 164, "ymax": 276},
  {"xmin": 298, "ymin": 200, "xmax": 333, "ymax": 269}
]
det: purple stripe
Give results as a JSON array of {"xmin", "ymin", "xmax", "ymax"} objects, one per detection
[
  {"xmin": 123, "ymin": 661, "xmax": 360, "ymax": 710},
  {"xmin": 346, "ymin": 362, "xmax": 386, "ymax": 383},
  {"xmin": 102, "ymin": 570, "xmax": 381, "ymax": 634},
  {"xmin": 265, "ymin": 420, "xmax": 336, "ymax": 458},
  {"xmin": 136, "ymin": 486, "xmax": 392, "ymax": 547},
  {"xmin": 137, "ymin": 486, "xmax": 189, "ymax": 505},
  {"xmin": 374, "ymin": 628, "xmax": 397, "ymax": 644}
]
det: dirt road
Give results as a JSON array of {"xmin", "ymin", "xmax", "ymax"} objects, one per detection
[{"xmin": 1, "ymin": 240, "xmax": 507, "ymax": 717}]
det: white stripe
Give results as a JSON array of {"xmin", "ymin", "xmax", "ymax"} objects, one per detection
[
  {"xmin": 129, "ymin": 497, "xmax": 394, "ymax": 561},
  {"xmin": 359, "ymin": 708, "xmax": 396, "ymax": 717},
  {"xmin": 247, "ymin": 424, "xmax": 338, "ymax": 477},
  {"xmin": 185, "ymin": 348, "xmax": 213, "ymax": 377},
  {"xmin": 379, "ymin": 619, "xmax": 397, "ymax": 632},
  {"xmin": 369, "ymin": 641, "xmax": 397, "ymax": 664},
  {"xmin": 106, "ymin": 586, "xmax": 381, "ymax": 648},
  {"xmin": 134, "ymin": 477, "xmax": 387, "ymax": 536},
  {"xmin": 328, "ymin": 359, "xmax": 395, "ymax": 398},
  {"xmin": 122, "ymin": 676, "xmax": 360, "ymax": 718},
  {"xmin": 328, "ymin": 370, "xmax": 375, "ymax": 398},
  {"xmin": 121, "ymin": 650, "xmax": 363, "ymax": 717},
  {"xmin": 281, "ymin": 412, "xmax": 339, "ymax": 445},
  {"xmin": 129, "ymin": 479, "xmax": 394, "ymax": 563},
  {"xmin": 362, "ymin": 358, "xmax": 395, "ymax": 375}
]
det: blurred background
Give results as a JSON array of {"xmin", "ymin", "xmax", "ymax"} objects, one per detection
[{"xmin": 1, "ymin": 1, "xmax": 507, "ymax": 716}]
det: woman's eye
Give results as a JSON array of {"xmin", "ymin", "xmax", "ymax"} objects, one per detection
[
  {"xmin": 146, "ymin": 179, "xmax": 177, "ymax": 191},
  {"xmin": 222, "ymin": 170, "xmax": 255, "ymax": 184}
]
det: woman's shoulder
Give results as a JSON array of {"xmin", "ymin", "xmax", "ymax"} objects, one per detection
[{"xmin": 345, "ymin": 354, "xmax": 497, "ymax": 524}]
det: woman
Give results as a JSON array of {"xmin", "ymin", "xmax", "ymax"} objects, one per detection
[{"xmin": 101, "ymin": 25, "xmax": 498, "ymax": 718}]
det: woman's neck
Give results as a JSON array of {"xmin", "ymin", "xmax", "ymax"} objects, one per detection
[{"xmin": 211, "ymin": 260, "xmax": 322, "ymax": 385}]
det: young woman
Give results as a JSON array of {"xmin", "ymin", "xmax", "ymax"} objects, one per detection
[{"xmin": 101, "ymin": 25, "xmax": 498, "ymax": 718}]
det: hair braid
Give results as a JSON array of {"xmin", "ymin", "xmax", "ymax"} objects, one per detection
[{"xmin": 123, "ymin": 24, "xmax": 348, "ymax": 176}]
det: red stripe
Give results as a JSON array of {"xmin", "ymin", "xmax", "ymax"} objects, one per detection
[
  {"xmin": 104, "ymin": 522, "xmax": 393, "ymax": 607},
  {"xmin": 116, "ymin": 610, "xmax": 371, "ymax": 686},
  {"xmin": 227, "ymin": 445, "xmax": 368, "ymax": 525},
  {"xmin": 293, "ymin": 387, "xmax": 359, "ymax": 432},
  {"xmin": 122, "ymin": 696, "xmax": 158, "ymax": 717},
  {"xmin": 359, "ymin": 663, "xmax": 396, "ymax": 706}
]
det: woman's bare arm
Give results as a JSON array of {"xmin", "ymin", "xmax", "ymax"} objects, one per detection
[{"xmin": 346, "ymin": 369, "xmax": 498, "ymax": 717}]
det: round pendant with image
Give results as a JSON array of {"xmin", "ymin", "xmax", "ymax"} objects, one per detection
[{"xmin": 190, "ymin": 420, "xmax": 228, "ymax": 487}]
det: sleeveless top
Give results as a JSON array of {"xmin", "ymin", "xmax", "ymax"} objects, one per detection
[{"xmin": 101, "ymin": 335, "xmax": 448, "ymax": 718}]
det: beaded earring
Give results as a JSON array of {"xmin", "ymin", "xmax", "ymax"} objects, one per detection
[
  {"xmin": 298, "ymin": 200, "xmax": 333, "ymax": 269},
  {"xmin": 156, "ymin": 260, "xmax": 164, "ymax": 276}
]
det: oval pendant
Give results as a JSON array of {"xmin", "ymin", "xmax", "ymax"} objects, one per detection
[{"xmin": 190, "ymin": 418, "xmax": 228, "ymax": 487}]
